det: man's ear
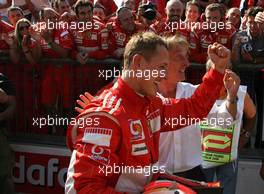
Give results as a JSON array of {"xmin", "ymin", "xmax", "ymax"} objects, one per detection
[{"xmin": 131, "ymin": 54, "xmax": 143, "ymax": 69}]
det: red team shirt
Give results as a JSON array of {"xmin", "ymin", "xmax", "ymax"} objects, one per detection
[
  {"xmin": 107, "ymin": 19, "xmax": 142, "ymax": 58},
  {"xmin": 71, "ymin": 20, "xmax": 109, "ymax": 59},
  {"xmin": 40, "ymin": 29, "xmax": 74, "ymax": 58},
  {"xmin": 71, "ymin": 20, "xmax": 110, "ymax": 96}
]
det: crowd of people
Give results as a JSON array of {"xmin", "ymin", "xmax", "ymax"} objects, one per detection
[
  {"xmin": 0, "ymin": 0, "xmax": 264, "ymax": 193},
  {"xmin": 0, "ymin": 0, "xmax": 263, "ymax": 132}
]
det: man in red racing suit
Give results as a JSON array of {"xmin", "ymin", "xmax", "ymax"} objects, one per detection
[{"xmin": 65, "ymin": 32, "xmax": 231, "ymax": 194}]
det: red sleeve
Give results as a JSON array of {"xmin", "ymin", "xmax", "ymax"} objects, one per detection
[
  {"xmin": 66, "ymin": 113, "xmax": 126, "ymax": 194},
  {"xmin": 110, "ymin": 0, "xmax": 117, "ymax": 14},
  {"xmin": 189, "ymin": 31, "xmax": 207, "ymax": 64},
  {"xmin": 161, "ymin": 69, "xmax": 224, "ymax": 131},
  {"xmin": 0, "ymin": 20, "xmax": 14, "ymax": 51},
  {"xmin": 0, "ymin": 20, "xmax": 14, "ymax": 33}
]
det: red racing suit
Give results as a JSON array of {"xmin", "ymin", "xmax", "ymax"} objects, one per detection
[
  {"xmin": 189, "ymin": 24, "xmax": 236, "ymax": 64},
  {"xmin": 65, "ymin": 68, "xmax": 224, "ymax": 194}
]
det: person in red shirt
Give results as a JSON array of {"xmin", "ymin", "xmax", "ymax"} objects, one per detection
[
  {"xmin": 108, "ymin": 6, "xmax": 142, "ymax": 58},
  {"xmin": 65, "ymin": 31, "xmax": 231, "ymax": 194},
  {"xmin": 185, "ymin": 0, "xmax": 200, "ymax": 23},
  {"xmin": 122, "ymin": 0, "xmax": 136, "ymax": 11},
  {"xmin": 107, "ymin": 0, "xmax": 137, "ymax": 24},
  {"xmin": 7, "ymin": 6, "xmax": 24, "ymax": 27},
  {"xmin": 151, "ymin": 0, "xmax": 187, "ymax": 37},
  {"xmin": 226, "ymin": 7, "xmax": 241, "ymax": 31},
  {"xmin": 6, "ymin": 18, "xmax": 41, "ymax": 132},
  {"xmin": 136, "ymin": 1, "xmax": 159, "ymax": 31},
  {"xmin": 189, "ymin": 3, "xmax": 236, "ymax": 64},
  {"xmin": 0, "ymin": 19, "xmax": 14, "ymax": 55},
  {"xmin": 72, "ymin": 0, "xmax": 110, "ymax": 96},
  {"xmin": 181, "ymin": 0, "xmax": 200, "ymax": 42},
  {"xmin": 52, "ymin": 0, "xmax": 72, "ymax": 15},
  {"xmin": 72, "ymin": 0, "xmax": 109, "ymax": 61},
  {"xmin": 93, "ymin": 2, "xmax": 106, "ymax": 23},
  {"xmin": 36, "ymin": 8, "xmax": 75, "ymax": 134},
  {"xmin": 136, "ymin": 0, "xmax": 167, "ymax": 17},
  {"xmin": 0, "ymin": 19, "xmax": 15, "ymax": 129}
]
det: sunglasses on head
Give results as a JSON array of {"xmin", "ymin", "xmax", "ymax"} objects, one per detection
[{"xmin": 19, "ymin": 25, "xmax": 30, "ymax": 31}]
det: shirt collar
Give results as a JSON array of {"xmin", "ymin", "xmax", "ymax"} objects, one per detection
[{"xmin": 114, "ymin": 77, "xmax": 150, "ymax": 112}]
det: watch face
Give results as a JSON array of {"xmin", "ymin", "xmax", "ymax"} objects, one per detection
[{"xmin": 245, "ymin": 131, "xmax": 251, "ymax": 138}]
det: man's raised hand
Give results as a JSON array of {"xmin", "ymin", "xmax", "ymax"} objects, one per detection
[
  {"xmin": 207, "ymin": 43, "xmax": 231, "ymax": 74},
  {"xmin": 224, "ymin": 69, "xmax": 241, "ymax": 100}
]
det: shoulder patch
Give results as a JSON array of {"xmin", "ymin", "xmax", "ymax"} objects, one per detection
[{"xmin": 82, "ymin": 127, "xmax": 112, "ymax": 147}]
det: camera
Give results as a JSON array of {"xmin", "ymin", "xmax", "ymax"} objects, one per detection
[
  {"xmin": 243, "ymin": 43, "xmax": 253, "ymax": 52},
  {"xmin": 139, "ymin": 2, "xmax": 157, "ymax": 21}
]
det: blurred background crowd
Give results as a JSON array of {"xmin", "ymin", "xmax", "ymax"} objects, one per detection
[{"xmin": 0, "ymin": 0, "xmax": 263, "ymax": 140}]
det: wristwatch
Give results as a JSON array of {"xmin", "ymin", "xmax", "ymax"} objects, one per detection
[
  {"xmin": 227, "ymin": 96, "xmax": 238, "ymax": 104},
  {"xmin": 240, "ymin": 129, "xmax": 251, "ymax": 138}
]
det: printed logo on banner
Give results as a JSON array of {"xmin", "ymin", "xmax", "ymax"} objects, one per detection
[
  {"xmin": 129, "ymin": 120, "xmax": 145, "ymax": 141},
  {"xmin": 87, "ymin": 145, "xmax": 111, "ymax": 166},
  {"xmin": 202, "ymin": 130, "xmax": 232, "ymax": 153},
  {"xmin": 131, "ymin": 143, "xmax": 148, "ymax": 156},
  {"xmin": 82, "ymin": 127, "xmax": 112, "ymax": 147},
  {"xmin": 200, "ymin": 124, "xmax": 235, "ymax": 163}
]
